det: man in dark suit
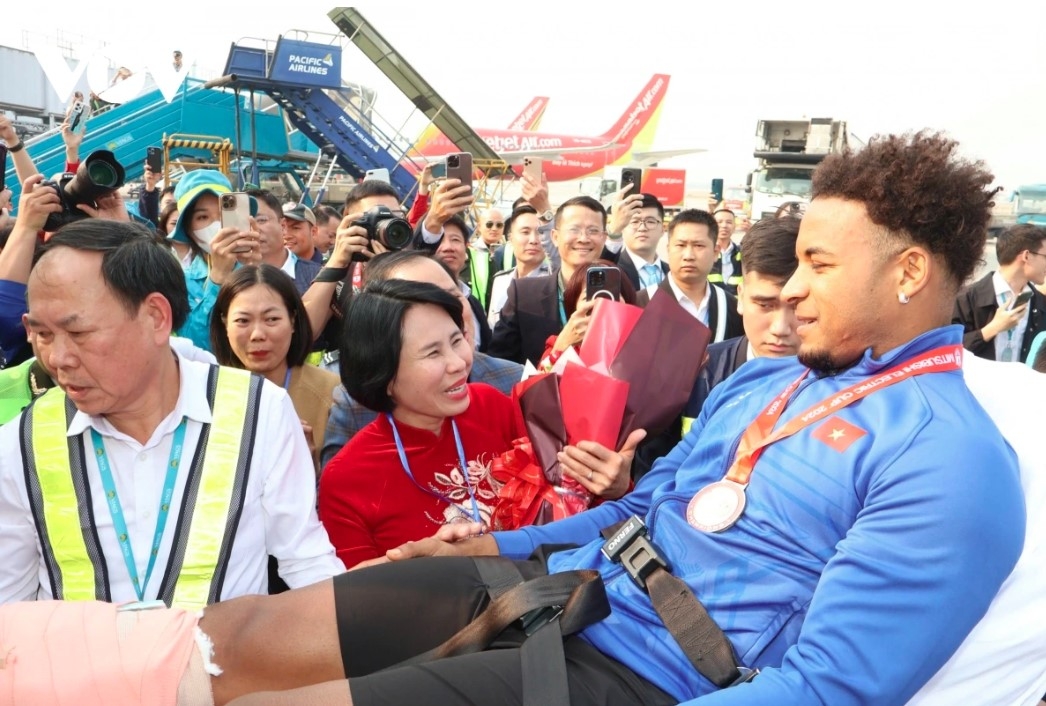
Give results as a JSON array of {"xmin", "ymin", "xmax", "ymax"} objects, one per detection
[
  {"xmin": 637, "ymin": 209, "xmax": 744, "ymax": 343},
  {"xmin": 953, "ymin": 223, "xmax": 1046, "ymax": 362},
  {"xmin": 606, "ymin": 193, "xmax": 671, "ymax": 291},
  {"xmin": 488, "ymin": 196, "xmax": 608, "ymax": 365}
]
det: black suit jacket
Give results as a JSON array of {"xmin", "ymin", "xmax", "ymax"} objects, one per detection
[
  {"xmin": 487, "ymin": 275, "xmax": 561, "ymax": 365},
  {"xmin": 636, "ymin": 278, "xmax": 744, "ymax": 343},
  {"xmin": 953, "ymin": 272, "xmax": 1046, "ymax": 361},
  {"xmin": 607, "ymin": 248, "xmax": 671, "ymax": 292}
]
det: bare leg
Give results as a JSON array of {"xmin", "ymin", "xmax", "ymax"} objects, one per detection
[
  {"xmin": 200, "ymin": 579, "xmax": 345, "ymax": 706},
  {"xmin": 225, "ymin": 681, "xmax": 352, "ymax": 706}
]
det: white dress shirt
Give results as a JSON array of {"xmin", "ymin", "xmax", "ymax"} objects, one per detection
[
  {"xmin": 648, "ymin": 276, "xmax": 712, "ymax": 326},
  {"xmin": 906, "ymin": 355, "xmax": 1046, "ymax": 705},
  {"xmin": 0, "ymin": 348, "xmax": 343, "ymax": 604}
]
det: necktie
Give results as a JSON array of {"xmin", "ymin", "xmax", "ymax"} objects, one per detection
[{"xmin": 641, "ymin": 263, "xmax": 663, "ymax": 288}]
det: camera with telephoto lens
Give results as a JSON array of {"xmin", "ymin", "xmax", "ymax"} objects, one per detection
[
  {"xmin": 41, "ymin": 150, "xmax": 127, "ymax": 232},
  {"xmin": 350, "ymin": 205, "xmax": 413, "ymax": 262}
]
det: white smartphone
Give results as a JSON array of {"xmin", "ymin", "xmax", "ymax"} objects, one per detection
[
  {"xmin": 220, "ymin": 192, "xmax": 252, "ymax": 252},
  {"xmin": 523, "ymin": 156, "xmax": 543, "ymax": 182},
  {"xmin": 364, "ymin": 168, "xmax": 390, "ymax": 183}
]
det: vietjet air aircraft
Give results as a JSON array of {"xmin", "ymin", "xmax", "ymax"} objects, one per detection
[{"xmin": 407, "ymin": 74, "xmax": 700, "ymax": 182}]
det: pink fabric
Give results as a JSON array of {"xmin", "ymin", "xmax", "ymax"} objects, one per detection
[{"xmin": 0, "ymin": 601, "xmax": 198, "ymax": 706}]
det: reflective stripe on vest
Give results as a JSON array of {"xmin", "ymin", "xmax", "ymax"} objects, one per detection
[
  {"xmin": 169, "ymin": 367, "xmax": 256, "ymax": 609},
  {"xmin": 713, "ymin": 285, "xmax": 727, "ymax": 342},
  {"xmin": 22, "ymin": 365, "xmax": 261, "ymax": 609},
  {"xmin": 469, "ymin": 247, "xmax": 491, "ymax": 311},
  {"xmin": 24, "ymin": 391, "xmax": 105, "ymax": 601}
]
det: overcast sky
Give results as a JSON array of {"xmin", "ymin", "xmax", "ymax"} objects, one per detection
[{"xmin": 5, "ymin": 1, "xmax": 1046, "ymax": 195}]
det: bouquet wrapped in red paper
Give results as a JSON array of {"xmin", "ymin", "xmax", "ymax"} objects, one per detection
[{"xmin": 491, "ymin": 288, "xmax": 710, "ymax": 530}]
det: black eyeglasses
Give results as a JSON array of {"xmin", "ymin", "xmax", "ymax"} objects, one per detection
[
  {"xmin": 1029, "ymin": 251, "xmax": 1046, "ymax": 259},
  {"xmin": 485, "ymin": 221, "xmax": 504, "ymax": 229}
]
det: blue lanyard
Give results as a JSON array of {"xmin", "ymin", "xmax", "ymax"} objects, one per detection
[
  {"xmin": 387, "ymin": 414, "xmax": 481, "ymax": 523},
  {"xmin": 283, "ymin": 368, "xmax": 292, "ymax": 389},
  {"xmin": 91, "ymin": 418, "xmax": 187, "ymax": 601},
  {"xmin": 557, "ymin": 286, "xmax": 567, "ymax": 326}
]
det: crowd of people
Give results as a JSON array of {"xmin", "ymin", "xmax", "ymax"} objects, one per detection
[{"xmin": 1, "ymin": 110, "xmax": 1045, "ymax": 706}]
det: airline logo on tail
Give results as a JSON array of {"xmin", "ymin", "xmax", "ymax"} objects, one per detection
[
  {"xmin": 507, "ymin": 97, "xmax": 549, "ymax": 131},
  {"xmin": 610, "ymin": 75, "xmax": 666, "ymax": 143}
]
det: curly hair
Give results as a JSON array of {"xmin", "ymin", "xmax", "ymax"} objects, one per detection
[{"xmin": 811, "ymin": 131, "xmax": 999, "ymax": 287}]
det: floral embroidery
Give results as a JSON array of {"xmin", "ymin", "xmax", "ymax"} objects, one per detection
[{"xmin": 424, "ymin": 453, "xmax": 504, "ymax": 527}]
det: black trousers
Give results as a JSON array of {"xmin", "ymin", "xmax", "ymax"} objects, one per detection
[{"xmin": 333, "ymin": 555, "xmax": 676, "ymax": 706}]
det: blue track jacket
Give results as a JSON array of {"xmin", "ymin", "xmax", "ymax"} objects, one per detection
[{"xmin": 495, "ymin": 325, "xmax": 1024, "ymax": 705}]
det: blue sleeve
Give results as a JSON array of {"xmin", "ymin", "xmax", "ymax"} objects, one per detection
[
  {"xmin": 321, "ymin": 386, "xmax": 351, "ymax": 469},
  {"xmin": 0, "ymin": 280, "xmax": 28, "ymax": 363},
  {"xmin": 138, "ymin": 188, "xmax": 160, "ymax": 227},
  {"xmin": 680, "ymin": 428, "xmax": 1025, "ymax": 705},
  {"xmin": 494, "ymin": 415, "xmax": 703, "ymax": 559},
  {"xmin": 176, "ymin": 277, "xmax": 219, "ymax": 352}
]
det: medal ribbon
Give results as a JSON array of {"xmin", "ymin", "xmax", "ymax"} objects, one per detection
[
  {"xmin": 92, "ymin": 418, "xmax": 188, "ymax": 602},
  {"xmin": 388, "ymin": 414, "xmax": 482, "ymax": 523},
  {"xmin": 725, "ymin": 345, "xmax": 963, "ymax": 486}
]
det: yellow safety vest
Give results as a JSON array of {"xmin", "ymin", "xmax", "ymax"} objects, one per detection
[
  {"xmin": 468, "ymin": 246, "xmax": 492, "ymax": 311},
  {"xmin": 21, "ymin": 365, "xmax": 261, "ymax": 610}
]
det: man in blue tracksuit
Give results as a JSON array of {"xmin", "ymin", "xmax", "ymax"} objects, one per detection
[{"xmin": 163, "ymin": 133, "xmax": 1025, "ymax": 706}]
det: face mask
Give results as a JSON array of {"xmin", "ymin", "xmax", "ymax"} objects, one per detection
[{"xmin": 192, "ymin": 220, "xmax": 222, "ymax": 253}]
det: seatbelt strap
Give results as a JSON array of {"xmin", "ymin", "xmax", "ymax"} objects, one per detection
[{"xmin": 601, "ymin": 516, "xmax": 755, "ymax": 688}]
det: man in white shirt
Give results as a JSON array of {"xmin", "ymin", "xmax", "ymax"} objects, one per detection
[
  {"xmin": 0, "ymin": 219, "xmax": 342, "ymax": 608},
  {"xmin": 488, "ymin": 205, "xmax": 550, "ymax": 327},
  {"xmin": 906, "ymin": 354, "xmax": 1046, "ymax": 705},
  {"xmin": 640, "ymin": 209, "xmax": 743, "ymax": 343}
]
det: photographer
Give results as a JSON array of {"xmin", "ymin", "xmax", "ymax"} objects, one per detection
[{"xmin": 301, "ymin": 181, "xmax": 406, "ymax": 346}]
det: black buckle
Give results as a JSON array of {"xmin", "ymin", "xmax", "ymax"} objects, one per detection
[
  {"xmin": 601, "ymin": 515, "xmax": 669, "ymax": 590},
  {"xmin": 518, "ymin": 605, "xmax": 564, "ymax": 637}
]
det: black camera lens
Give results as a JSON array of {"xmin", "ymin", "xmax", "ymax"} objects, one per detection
[
  {"xmin": 377, "ymin": 219, "xmax": 414, "ymax": 250},
  {"xmin": 85, "ymin": 160, "xmax": 119, "ymax": 187}
]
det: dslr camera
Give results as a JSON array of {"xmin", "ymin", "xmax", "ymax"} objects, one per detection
[
  {"xmin": 41, "ymin": 150, "xmax": 126, "ymax": 232},
  {"xmin": 351, "ymin": 205, "xmax": 413, "ymax": 262}
]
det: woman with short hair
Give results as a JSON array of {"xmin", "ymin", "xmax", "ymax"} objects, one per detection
[
  {"xmin": 319, "ymin": 279, "xmax": 525, "ymax": 569},
  {"xmin": 210, "ymin": 264, "xmax": 339, "ymax": 474}
]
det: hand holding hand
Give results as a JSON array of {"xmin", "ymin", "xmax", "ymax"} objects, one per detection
[{"xmin": 386, "ymin": 523, "xmax": 497, "ymax": 562}]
